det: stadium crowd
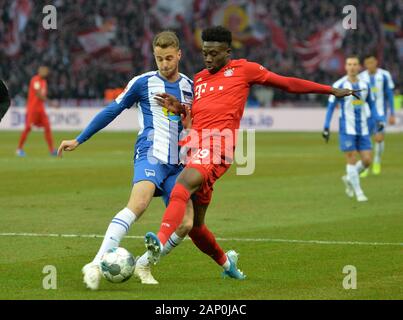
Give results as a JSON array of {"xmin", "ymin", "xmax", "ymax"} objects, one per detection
[{"xmin": 0, "ymin": 0, "xmax": 401, "ymax": 105}]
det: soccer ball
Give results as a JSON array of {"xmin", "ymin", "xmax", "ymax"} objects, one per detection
[{"xmin": 100, "ymin": 247, "xmax": 135, "ymax": 283}]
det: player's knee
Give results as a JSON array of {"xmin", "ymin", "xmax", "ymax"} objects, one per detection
[
  {"xmin": 374, "ymin": 134, "xmax": 384, "ymax": 143},
  {"xmin": 176, "ymin": 176, "xmax": 193, "ymax": 191},
  {"xmin": 177, "ymin": 169, "xmax": 203, "ymax": 193}
]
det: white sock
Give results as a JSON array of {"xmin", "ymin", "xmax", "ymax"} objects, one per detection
[
  {"xmin": 222, "ymin": 257, "xmax": 231, "ymax": 271},
  {"xmin": 160, "ymin": 232, "xmax": 184, "ymax": 258},
  {"xmin": 93, "ymin": 208, "xmax": 137, "ymax": 263},
  {"xmin": 347, "ymin": 164, "xmax": 363, "ymax": 196},
  {"xmin": 374, "ymin": 141, "xmax": 384, "ymax": 164}
]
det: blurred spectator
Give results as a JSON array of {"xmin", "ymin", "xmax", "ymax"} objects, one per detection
[{"xmin": 0, "ymin": 0, "xmax": 401, "ymax": 106}]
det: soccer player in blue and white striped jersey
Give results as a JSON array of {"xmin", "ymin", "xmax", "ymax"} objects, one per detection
[
  {"xmin": 323, "ymin": 55, "xmax": 384, "ymax": 202},
  {"xmin": 359, "ymin": 54, "xmax": 395, "ymax": 175},
  {"xmin": 58, "ymin": 31, "xmax": 194, "ymax": 288}
]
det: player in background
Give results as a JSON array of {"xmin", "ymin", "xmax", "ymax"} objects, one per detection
[
  {"xmin": 322, "ymin": 55, "xmax": 384, "ymax": 202},
  {"xmin": 358, "ymin": 54, "xmax": 395, "ymax": 176},
  {"xmin": 0, "ymin": 79, "xmax": 11, "ymax": 122},
  {"xmin": 57, "ymin": 31, "xmax": 195, "ymax": 288},
  {"xmin": 16, "ymin": 66, "xmax": 56, "ymax": 156},
  {"xmin": 143, "ymin": 26, "xmax": 361, "ymax": 280}
]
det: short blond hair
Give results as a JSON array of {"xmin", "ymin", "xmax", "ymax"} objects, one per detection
[{"xmin": 152, "ymin": 31, "xmax": 180, "ymax": 50}]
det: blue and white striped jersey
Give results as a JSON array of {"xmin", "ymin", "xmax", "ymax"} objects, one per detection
[
  {"xmin": 324, "ymin": 76, "xmax": 380, "ymax": 136},
  {"xmin": 359, "ymin": 68, "xmax": 395, "ymax": 118},
  {"xmin": 76, "ymin": 71, "xmax": 193, "ymax": 164}
]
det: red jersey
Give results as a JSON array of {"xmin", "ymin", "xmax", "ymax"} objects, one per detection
[
  {"xmin": 192, "ymin": 59, "xmax": 332, "ymax": 134},
  {"xmin": 27, "ymin": 75, "xmax": 47, "ymax": 113}
]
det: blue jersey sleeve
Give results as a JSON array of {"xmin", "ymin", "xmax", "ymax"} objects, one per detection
[
  {"xmin": 324, "ymin": 96, "xmax": 338, "ymax": 130},
  {"xmin": 76, "ymin": 77, "xmax": 143, "ymax": 144},
  {"xmin": 366, "ymin": 84, "xmax": 381, "ymax": 122},
  {"xmin": 383, "ymin": 74, "xmax": 395, "ymax": 116}
]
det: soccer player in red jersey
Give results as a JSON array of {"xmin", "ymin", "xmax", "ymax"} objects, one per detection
[
  {"xmin": 144, "ymin": 26, "xmax": 361, "ymax": 279},
  {"xmin": 17, "ymin": 66, "xmax": 56, "ymax": 156}
]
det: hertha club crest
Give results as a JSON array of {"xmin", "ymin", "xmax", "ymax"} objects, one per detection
[{"xmin": 224, "ymin": 68, "xmax": 234, "ymax": 77}]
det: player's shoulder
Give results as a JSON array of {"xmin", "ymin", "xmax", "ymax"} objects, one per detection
[
  {"xmin": 195, "ymin": 68, "xmax": 209, "ymax": 78},
  {"xmin": 126, "ymin": 71, "xmax": 158, "ymax": 88},
  {"xmin": 332, "ymin": 75, "xmax": 348, "ymax": 88},
  {"xmin": 30, "ymin": 75, "xmax": 41, "ymax": 83},
  {"xmin": 358, "ymin": 78, "xmax": 370, "ymax": 88},
  {"xmin": 194, "ymin": 68, "xmax": 209, "ymax": 84},
  {"xmin": 232, "ymin": 59, "xmax": 263, "ymax": 69},
  {"xmin": 134, "ymin": 70, "xmax": 159, "ymax": 82},
  {"xmin": 358, "ymin": 70, "xmax": 369, "ymax": 78},
  {"xmin": 378, "ymin": 68, "xmax": 392, "ymax": 78},
  {"xmin": 232, "ymin": 58, "xmax": 248, "ymax": 66}
]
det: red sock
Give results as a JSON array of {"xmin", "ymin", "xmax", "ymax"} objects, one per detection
[
  {"xmin": 44, "ymin": 124, "xmax": 54, "ymax": 152},
  {"xmin": 18, "ymin": 126, "xmax": 31, "ymax": 149},
  {"xmin": 189, "ymin": 224, "xmax": 227, "ymax": 266},
  {"xmin": 157, "ymin": 183, "xmax": 190, "ymax": 245}
]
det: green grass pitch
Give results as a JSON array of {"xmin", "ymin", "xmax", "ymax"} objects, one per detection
[{"xmin": 0, "ymin": 130, "xmax": 402, "ymax": 299}]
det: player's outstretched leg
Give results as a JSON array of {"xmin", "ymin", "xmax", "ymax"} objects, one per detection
[
  {"xmin": 144, "ymin": 168, "xmax": 203, "ymax": 263},
  {"xmin": 82, "ymin": 207, "xmax": 137, "ymax": 290},
  {"xmin": 43, "ymin": 118, "xmax": 56, "ymax": 156},
  {"xmin": 17, "ymin": 124, "xmax": 31, "ymax": 157},
  {"xmin": 189, "ymin": 223, "xmax": 246, "ymax": 280},
  {"xmin": 82, "ymin": 182, "xmax": 154, "ymax": 290}
]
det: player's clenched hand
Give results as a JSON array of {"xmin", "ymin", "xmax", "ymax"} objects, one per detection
[
  {"xmin": 376, "ymin": 121, "xmax": 385, "ymax": 132},
  {"xmin": 322, "ymin": 128, "xmax": 330, "ymax": 143},
  {"xmin": 154, "ymin": 93, "xmax": 185, "ymax": 115},
  {"xmin": 331, "ymin": 87, "xmax": 362, "ymax": 99},
  {"xmin": 388, "ymin": 115, "xmax": 396, "ymax": 125},
  {"xmin": 181, "ymin": 105, "xmax": 192, "ymax": 129},
  {"xmin": 57, "ymin": 139, "xmax": 79, "ymax": 157}
]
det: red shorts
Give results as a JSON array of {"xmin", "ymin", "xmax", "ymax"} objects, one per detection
[
  {"xmin": 186, "ymin": 148, "xmax": 232, "ymax": 205},
  {"xmin": 26, "ymin": 112, "xmax": 49, "ymax": 127}
]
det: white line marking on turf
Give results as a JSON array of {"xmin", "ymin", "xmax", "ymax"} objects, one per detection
[{"xmin": 0, "ymin": 232, "xmax": 402, "ymax": 246}]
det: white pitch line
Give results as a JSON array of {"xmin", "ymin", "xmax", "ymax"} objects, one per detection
[{"xmin": 0, "ymin": 232, "xmax": 402, "ymax": 247}]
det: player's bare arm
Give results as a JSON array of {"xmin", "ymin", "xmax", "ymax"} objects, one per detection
[{"xmin": 331, "ymin": 87, "xmax": 361, "ymax": 99}]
